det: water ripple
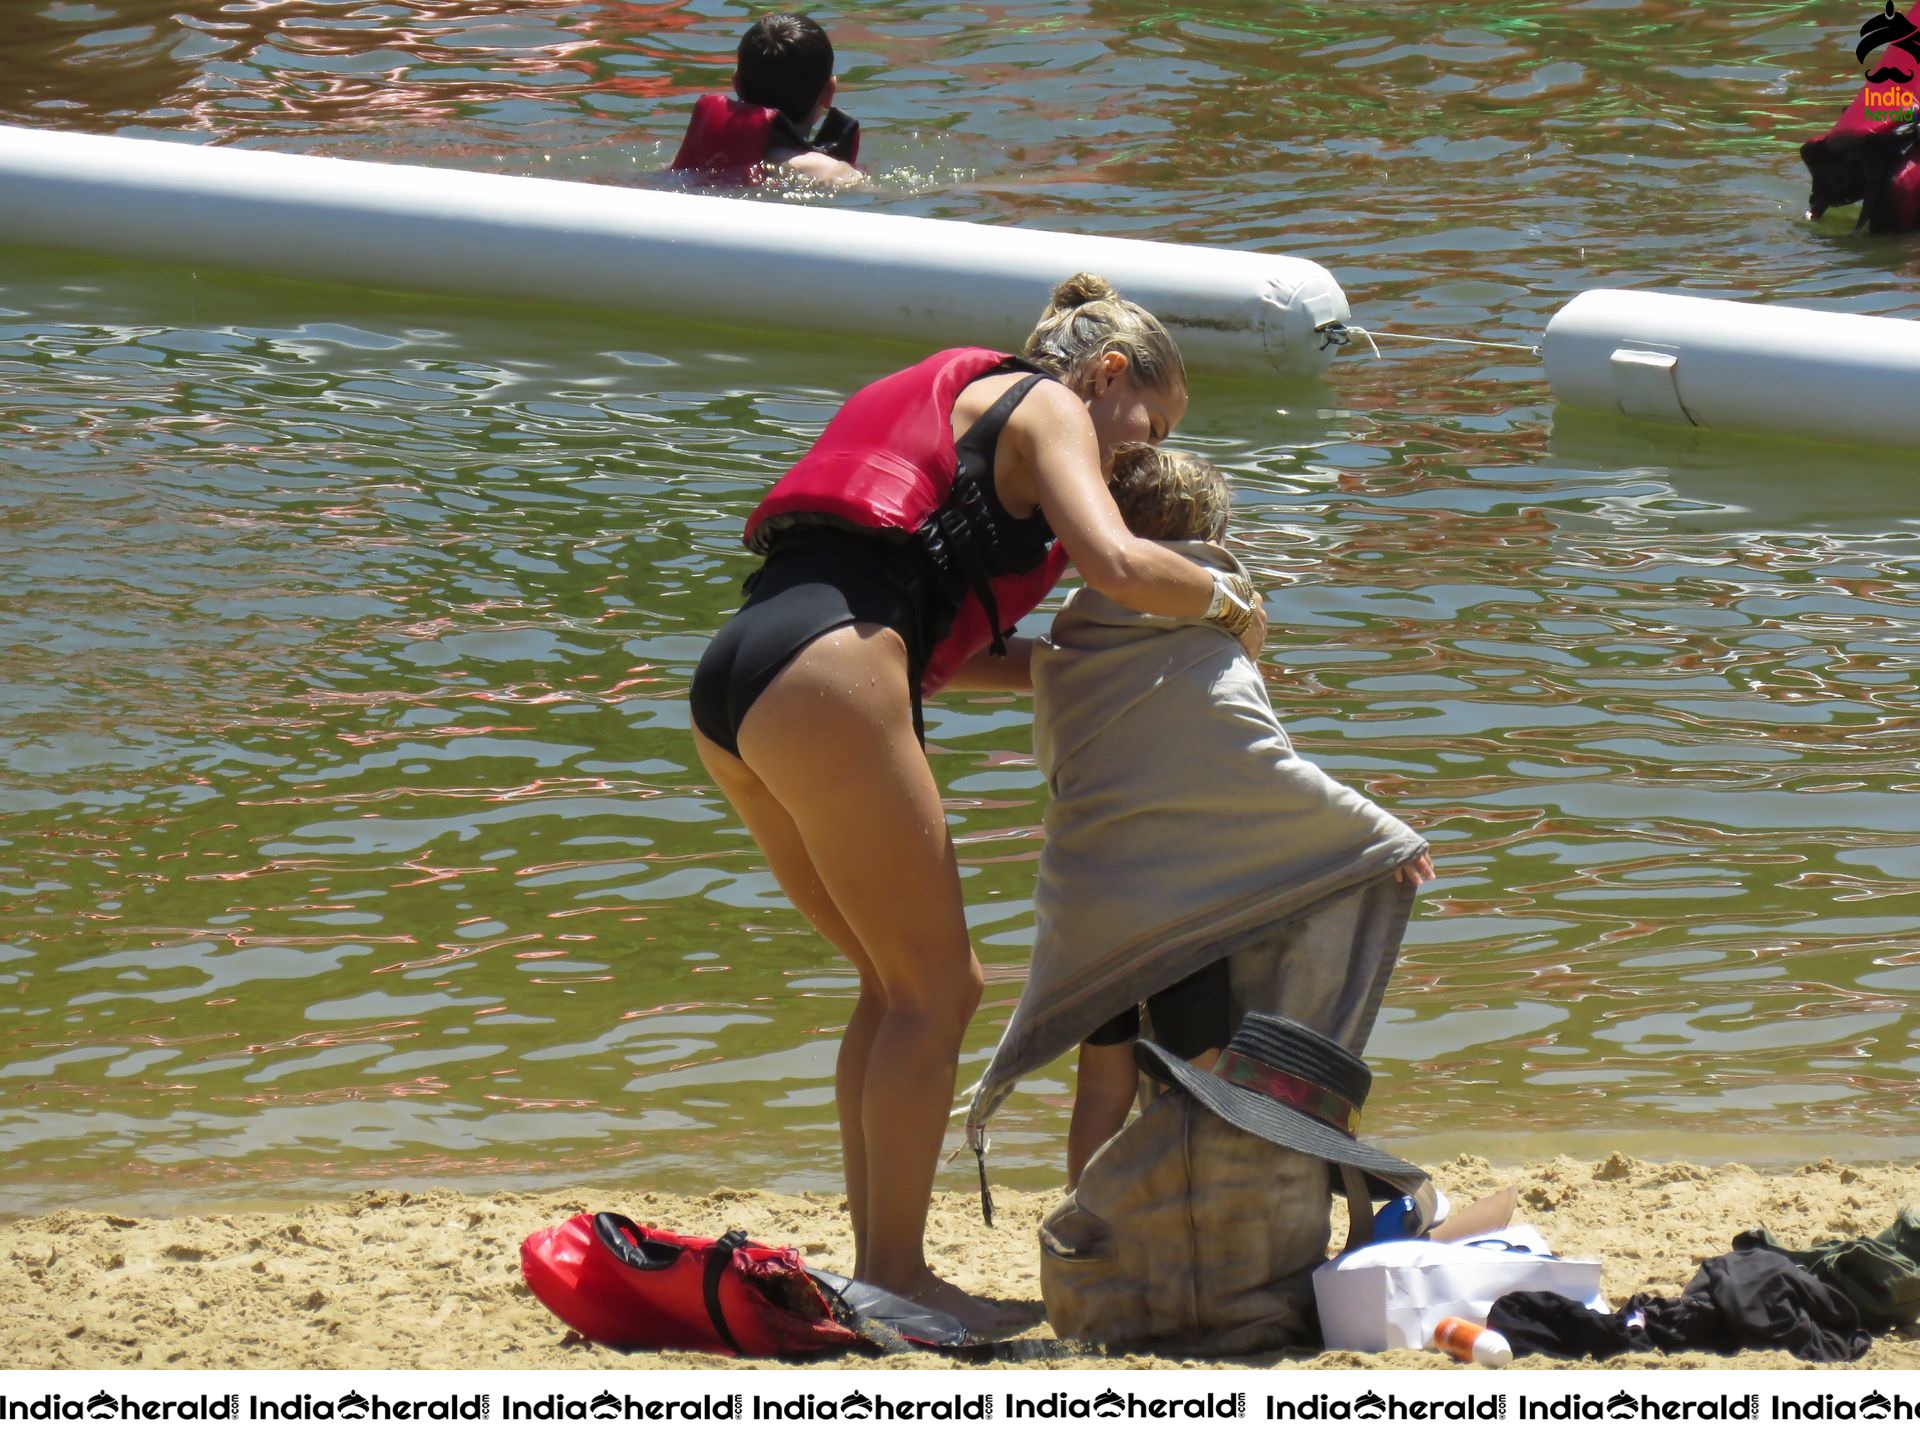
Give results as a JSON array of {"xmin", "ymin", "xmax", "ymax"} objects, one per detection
[{"xmin": 3, "ymin": 1, "xmax": 1919, "ymax": 1208}]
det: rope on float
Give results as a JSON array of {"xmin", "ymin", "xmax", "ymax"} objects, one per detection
[{"xmin": 1317, "ymin": 321, "xmax": 1542, "ymax": 359}]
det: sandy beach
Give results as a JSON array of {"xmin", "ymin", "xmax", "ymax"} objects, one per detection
[{"xmin": 3, "ymin": 1153, "xmax": 1915, "ymax": 1370}]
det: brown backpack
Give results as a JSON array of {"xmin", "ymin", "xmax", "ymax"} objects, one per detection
[
  {"xmin": 1038, "ymin": 958, "xmax": 1434, "ymax": 1356},
  {"xmin": 1039, "ymin": 1096, "xmax": 1353, "ymax": 1355}
]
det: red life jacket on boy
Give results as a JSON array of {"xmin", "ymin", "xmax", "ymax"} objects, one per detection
[
  {"xmin": 671, "ymin": 94, "xmax": 862, "ymax": 181},
  {"xmin": 671, "ymin": 94, "xmax": 779, "ymax": 176},
  {"xmin": 744, "ymin": 347, "xmax": 1069, "ymax": 695},
  {"xmin": 521, "ymin": 1212, "xmax": 864, "ymax": 1356}
]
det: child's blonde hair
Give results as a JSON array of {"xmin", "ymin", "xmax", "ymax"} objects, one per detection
[
  {"xmin": 1106, "ymin": 442, "xmax": 1231, "ymax": 543},
  {"xmin": 1024, "ymin": 273, "xmax": 1186, "ymax": 397}
]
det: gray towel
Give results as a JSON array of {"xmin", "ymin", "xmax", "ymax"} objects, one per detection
[{"xmin": 966, "ymin": 540, "xmax": 1424, "ymax": 1135}]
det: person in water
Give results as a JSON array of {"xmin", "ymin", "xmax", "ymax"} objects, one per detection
[
  {"xmin": 670, "ymin": 12, "xmax": 861, "ymax": 185},
  {"xmin": 689, "ymin": 275, "xmax": 1265, "ymax": 1332},
  {"xmin": 1025, "ymin": 443, "xmax": 1435, "ymax": 1187}
]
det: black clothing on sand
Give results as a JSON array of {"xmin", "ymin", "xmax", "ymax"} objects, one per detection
[
  {"xmin": 1488, "ymin": 1248, "xmax": 1872, "ymax": 1364},
  {"xmin": 1731, "ymin": 1204, "xmax": 1920, "ymax": 1331}
]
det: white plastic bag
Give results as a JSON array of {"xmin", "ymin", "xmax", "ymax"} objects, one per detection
[{"xmin": 1312, "ymin": 1224, "xmax": 1605, "ymax": 1352}]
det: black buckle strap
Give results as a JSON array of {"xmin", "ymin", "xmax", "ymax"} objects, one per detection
[
  {"xmin": 769, "ymin": 107, "xmax": 860, "ymax": 164},
  {"xmin": 702, "ymin": 1228, "xmax": 750, "ymax": 1354},
  {"xmin": 974, "ymin": 1137, "xmax": 995, "ymax": 1228},
  {"xmin": 921, "ymin": 476, "xmax": 1008, "ymax": 657},
  {"xmin": 916, "ymin": 370, "xmax": 1050, "ymax": 661},
  {"xmin": 810, "ymin": 107, "xmax": 861, "ymax": 163}
]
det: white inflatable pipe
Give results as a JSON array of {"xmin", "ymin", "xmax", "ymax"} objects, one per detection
[
  {"xmin": 1545, "ymin": 289, "xmax": 1920, "ymax": 446},
  {"xmin": 0, "ymin": 124, "xmax": 1347, "ymax": 379}
]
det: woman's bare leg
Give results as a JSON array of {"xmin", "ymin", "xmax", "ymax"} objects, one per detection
[
  {"xmin": 691, "ymin": 728, "xmax": 887, "ymax": 1272},
  {"xmin": 733, "ymin": 624, "xmax": 1011, "ymax": 1330}
]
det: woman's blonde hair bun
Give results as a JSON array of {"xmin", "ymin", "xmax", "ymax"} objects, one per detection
[
  {"xmin": 1044, "ymin": 272, "xmax": 1121, "ymax": 313},
  {"xmin": 1024, "ymin": 271, "xmax": 1186, "ymax": 397}
]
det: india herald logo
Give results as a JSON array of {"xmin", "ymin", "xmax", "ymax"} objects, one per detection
[{"xmin": 1858, "ymin": 2, "xmax": 1920, "ymax": 120}]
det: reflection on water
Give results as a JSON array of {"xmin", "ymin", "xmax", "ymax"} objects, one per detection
[{"xmin": 1, "ymin": 2, "xmax": 1917, "ymax": 1212}]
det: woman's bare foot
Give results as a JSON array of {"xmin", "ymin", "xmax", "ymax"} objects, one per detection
[{"xmin": 905, "ymin": 1272, "xmax": 1029, "ymax": 1338}]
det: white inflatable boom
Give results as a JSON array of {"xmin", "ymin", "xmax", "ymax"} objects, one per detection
[
  {"xmin": 0, "ymin": 124, "xmax": 1348, "ymax": 379},
  {"xmin": 1545, "ymin": 289, "xmax": 1920, "ymax": 446}
]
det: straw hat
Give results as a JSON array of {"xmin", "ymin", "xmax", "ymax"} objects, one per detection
[{"xmin": 1136, "ymin": 1012, "xmax": 1430, "ymax": 1203}]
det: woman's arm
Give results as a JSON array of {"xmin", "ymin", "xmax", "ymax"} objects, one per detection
[{"xmin": 1012, "ymin": 385, "xmax": 1267, "ymax": 656}]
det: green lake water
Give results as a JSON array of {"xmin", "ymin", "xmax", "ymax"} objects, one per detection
[{"xmin": 1, "ymin": 0, "xmax": 1916, "ymax": 1216}]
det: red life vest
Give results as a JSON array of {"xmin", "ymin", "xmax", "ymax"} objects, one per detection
[
  {"xmin": 1802, "ymin": 40, "xmax": 1920, "ymax": 231},
  {"xmin": 521, "ymin": 1212, "xmax": 863, "ymax": 1356},
  {"xmin": 1884, "ymin": 151, "xmax": 1920, "ymax": 231},
  {"xmin": 671, "ymin": 94, "xmax": 779, "ymax": 177},
  {"xmin": 744, "ymin": 347, "xmax": 1069, "ymax": 695},
  {"xmin": 671, "ymin": 95, "xmax": 862, "ymax": 181}
]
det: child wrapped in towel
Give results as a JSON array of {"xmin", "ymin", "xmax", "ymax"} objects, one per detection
[{"xmin": 965, "ymin": 444, "xmax": 1432, "ymax": 1180}]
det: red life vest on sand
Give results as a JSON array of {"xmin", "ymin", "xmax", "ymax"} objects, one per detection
[
  {"xmin": 521, "ymin": 1212, "xmax": 864, "ymax": 1356},
  {"xmin": 744, "ymin": 347, "xmax": 1069, "ymax": 695}
]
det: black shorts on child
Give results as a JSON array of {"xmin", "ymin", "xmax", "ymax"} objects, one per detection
[{"xmin": 1085, "ymin": 958, "xmax": 1231, "ymax": 1060}]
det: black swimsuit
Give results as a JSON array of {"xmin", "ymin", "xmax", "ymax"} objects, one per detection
[{"xmin": 691, "ymin": 367, "xmax": 1051, "ymax": 757}]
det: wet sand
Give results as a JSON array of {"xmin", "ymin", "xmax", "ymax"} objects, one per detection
[{"xmin": 4, "ymin": 1154, "xmax": 1916, "ymax": 1370}]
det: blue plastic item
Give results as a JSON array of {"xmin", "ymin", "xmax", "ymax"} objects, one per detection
[{"xmin": 1370, "ymin": 1194, "xmax": 1425, "ymax": 1243}]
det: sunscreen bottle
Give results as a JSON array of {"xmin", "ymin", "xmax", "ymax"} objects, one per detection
[{"xmin": 1428, "ymin": 1316, "xmax": 1512, "ymax": 1368}]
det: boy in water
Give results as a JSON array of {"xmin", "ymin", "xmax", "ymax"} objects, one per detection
[{"xmin": 670, "ymin": 12, "xmax": 861, "ymax": 185}]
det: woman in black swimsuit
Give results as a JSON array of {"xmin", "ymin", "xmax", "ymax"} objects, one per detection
[{"xmin": 688, "ymin": 274, "xmax": 1266, "ymax": 1332}]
